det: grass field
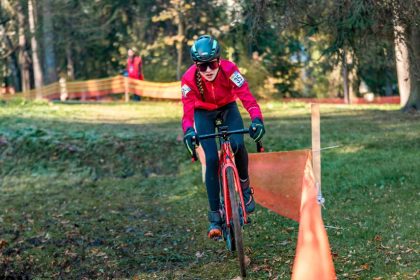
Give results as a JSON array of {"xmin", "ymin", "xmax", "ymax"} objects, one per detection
[{"xmin": 0, "ymin": 99, "xmax": 419, "ymax": 279}]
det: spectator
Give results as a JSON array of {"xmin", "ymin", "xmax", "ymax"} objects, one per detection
[
  {"xmin": 126, "ymin": 47, "xmax": 144, "ymax": 101},
  {"xmin": 126, "ymin": 47, "xmax": 144, "ymax": 80}
]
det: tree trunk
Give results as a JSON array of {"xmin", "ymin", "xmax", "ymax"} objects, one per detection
[
  {"xmin": 8, "ymin": 55, "xmax": 21, "ymax": 93},
  {"xmin": 0, "ymin": 22, "xmax": 20, "ymax": 92},
  {"xmin": 393, "ymin": 9, "xmax": 411, "ymax": 109},
  {"xmin": 42, "ymin": 0, "xmax": 57, "ymax": 84},
  {"xmin": 28, "ymin": 0, "xmax": 44, "ymax": 95},
  {"xmin": 347, "ymin": 50, "xmax": 357, "ymax": 101},
  {"xmin": 66, "ymin": 45, "xmax": 75, "ymax": 80},
  {"xmin": 404, "ymin": 23, "xmax": 420, "ymax": 110},
  {"xmin": 16, "ymin": 2, "xmax": 31, "ymax": 92},
  {"xmin": 341, "ymin": 49, "xmax": 350, "ymax": 104},
  {"xmin": 175, "ymin": 10, "xmax": 184, "ymax": 80},
  {"xmin": 327, "ymin": 64, "xmax": 341, "ymax": 97}
]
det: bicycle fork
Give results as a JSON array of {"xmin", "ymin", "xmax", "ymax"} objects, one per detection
[{"xmin": 221, "ymin": 159, "xmax": 249, "ymax": 227}]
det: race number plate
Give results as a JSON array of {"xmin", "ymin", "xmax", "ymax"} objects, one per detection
[{"xmin": 230, "ymin": 71, "xmax": 245, "ymax": 87}]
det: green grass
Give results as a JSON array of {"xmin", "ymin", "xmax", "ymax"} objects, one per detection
[{"xmin": 0, "ymin": 99, "xmax": 419, "ymax": 279}]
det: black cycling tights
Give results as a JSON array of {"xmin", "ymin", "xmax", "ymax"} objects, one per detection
[{"xmin": 194, "ymin": 102, "xmax": 249, "ymax": 211}]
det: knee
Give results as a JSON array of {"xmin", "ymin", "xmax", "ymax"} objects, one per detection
[{"xmin": 231, "ymin": 141, "xmax": 245, "ymax": 153}]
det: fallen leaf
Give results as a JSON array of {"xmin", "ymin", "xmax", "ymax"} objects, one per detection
[
  {"xmin": 144, "ymin": 231, "xmax": 154, "ymax": 237},
  {"xmin": 64, "ymin": 250, "xmax": 78, "ymax": 258},
  {"xmin": 252, "ymin": 264, "xmax": 271, "ymax": 272},
  {"xmin": 90, "ymin": 248, "xmax": 107, "ymax": 257},
  {"xmin": 195, "ymin": 251, "xmax": 205, "ymax": 258},
  {"xmin": 244, "ymin": 255, "xmax": 251, "ymax": 267},
  {"xmin": 361, "ymin": 263, "xmax": 369, "ymax": 270},
  {"xmin": 0, "ymin": 137, "xmax": 8, "ymax": 146},
  {"xmin": 331, "ymin": 251, "xmax": 339, "ymax": 259},
  {"xmin": 354, "ymin": 263, "xmax": 370, "ymax": 273},
  {"xmin": 96, "ymin": 252, "xmax": 107, "ymax": 257},
  {"xmin": 90, "ymin": 248, "xmax": 100, "ymax": 254},
  {"xmin": 0, "ymin": 239, "xmax": 8, "ymax": 249}
]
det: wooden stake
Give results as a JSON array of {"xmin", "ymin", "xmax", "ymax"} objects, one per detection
[
  {"xmin": 124, "ymin": 77, "xmax": 129, "ymax": 102},
  {"xmin": 311, "ymin": 104, "xmax": 321, "ymax": 188}
]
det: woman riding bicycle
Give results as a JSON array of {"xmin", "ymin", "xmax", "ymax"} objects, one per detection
[{"xmin": 181, "ymin": 35, "xmax": 265, "ymax": 240}]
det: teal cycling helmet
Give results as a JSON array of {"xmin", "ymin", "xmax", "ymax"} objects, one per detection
[{"xmin": 190, "ymin": 35, "xmax": 221, "ymax": 62}]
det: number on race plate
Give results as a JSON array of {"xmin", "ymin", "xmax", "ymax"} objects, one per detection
[{"xmin": 230, "ymin": 71, "xmax": 245, "ymax": 87}]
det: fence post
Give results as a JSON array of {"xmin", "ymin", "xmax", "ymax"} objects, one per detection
[
  {"xmin": 35, "ymin": 87, "xmax": 42, "ymax": 100},
  {"xmin": 124, "ymin": 77, "xmax": 129, "ymax": 102},
  {"xmin": 59, "ymin": 77, "xmax": 68, "ymax": 101},
  {"xmin": 311, "ymin": 103, "xmax": 325, "ymax": 206}
]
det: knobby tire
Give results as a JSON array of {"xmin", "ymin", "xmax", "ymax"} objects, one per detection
[{"xmin": 226, "ymin": 167, "xmax": 246, "ymax": 277}]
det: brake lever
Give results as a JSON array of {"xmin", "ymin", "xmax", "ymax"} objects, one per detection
[
  {"xmin": 251, "ymin": 125, "xmax": 264, "ymax": 152},
  {"xmin": 257, "ymin": 141, "xmax": 264, "ymax": 153},
  {"xmin": 192, "ymin": 149, "xmax": 198, "ymax": 162}
]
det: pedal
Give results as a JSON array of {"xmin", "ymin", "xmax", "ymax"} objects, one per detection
[
  {"xmin": 212, "ymin": 236, "xmax": 223, "ymax": 242},
  {"xmin": 209, "ymin": 233, "xmax": 223, "ymax": 241}
]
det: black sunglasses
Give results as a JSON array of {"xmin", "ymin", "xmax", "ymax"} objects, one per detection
[{"xmin": 196, "ymin": 60, "xmax": 219, "ymax": 72}]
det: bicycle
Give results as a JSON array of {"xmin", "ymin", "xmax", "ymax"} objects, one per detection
[{"xmin": 191, "ymin": 119, "xmax": 263, "ymax": 278}]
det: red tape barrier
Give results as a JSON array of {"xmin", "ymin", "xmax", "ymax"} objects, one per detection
[{"xmin": 1, "ymin": 76, "xmax": 400, "ymax": 105}]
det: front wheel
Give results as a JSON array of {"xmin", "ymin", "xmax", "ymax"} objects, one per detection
[{"xmin": 226, "ymin": 167, "xmax": 246, "ymax": 278}]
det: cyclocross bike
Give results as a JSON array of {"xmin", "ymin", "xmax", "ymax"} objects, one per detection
[{"xmin": 192, "ymin": 119, "xmax": 263, "ymax": 278}]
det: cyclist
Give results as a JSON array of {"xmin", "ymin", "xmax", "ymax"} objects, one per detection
[{"xmin": 181, "ymin": 35, "xmax": 265, "ymax": 239}]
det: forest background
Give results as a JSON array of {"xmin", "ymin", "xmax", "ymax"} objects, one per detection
[{"xmin": 0, "ymin": 0, "xmax": 419, "ymax": 109}]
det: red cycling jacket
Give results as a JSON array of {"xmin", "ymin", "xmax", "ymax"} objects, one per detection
[
  {"xmin": 181, "ymin": 59, "xmax": 263, "ymax": 133},
  {"xmin": 127, "ymin": 56, "xmax": 144, "ymax": 80}
]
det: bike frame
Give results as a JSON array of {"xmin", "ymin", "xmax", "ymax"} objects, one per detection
[
  {"xmin": 193, "ymin": 126, "xmax": 255, "ymax": 228},
  {"xmin": 219, "ymin": 136, "xmax": 249, "ymax": 227},
  {"xmin": 191, "ymin": 124, "xmax": 262, "ymax": 278}
]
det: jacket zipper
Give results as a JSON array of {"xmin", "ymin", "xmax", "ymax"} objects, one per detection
[{"xmin": 211, "ymin": 83, "xmax": 216, "ymax": 104}]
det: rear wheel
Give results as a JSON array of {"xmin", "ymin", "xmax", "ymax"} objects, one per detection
[{"xmin": 226, "ymin": 167, "xmax": 246, "ymax": 278}]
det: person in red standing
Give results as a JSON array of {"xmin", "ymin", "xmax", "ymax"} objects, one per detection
[
  {"xmin": 181, "ymin": 35, "xmax": 265, "ymax": 240},
  {"xmin": 126, "ymin": 47, "xmax": 144, "ymax": 80}
]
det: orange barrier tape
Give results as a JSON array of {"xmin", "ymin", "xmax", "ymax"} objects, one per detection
[
  {"xmin": 1, "ymin": 75, "xmax": 399, "ymax": 105},
  {"xmin": 196, "ymin": 147, "xmax": 336, "ymax": 279},
  {"xmin": 283, "ymin": 96, "xmax": 400, "ymax": 104},
  {"xmin": 248, "ymin": 151, "xmax": 308, "ymax": 221},
  {"xmin": 127, "ymin": 78, "xmax": 180, "ymax": 100},
  {"xmin": 3, "ymin": 76, "xmax": 182, "ymax": 101},
  {"xmin": 249, "ymin": 150, "xmax": 336, "ymax": 279},
  {"xmin": 291, "ymin": 155, "xmax": 336, "ymax": 279}
]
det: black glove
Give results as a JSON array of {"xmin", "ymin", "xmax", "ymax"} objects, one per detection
[
  {"xmin": 249, "ymin": 118, "xmax": 265, "ymax": 142},
  {"xmin": 183, "ymin": 127, "xmax": 199, "ymax": 156}
]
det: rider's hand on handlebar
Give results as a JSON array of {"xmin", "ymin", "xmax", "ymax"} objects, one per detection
[
  {"xmin": 249, "ymin": 118, "xmax": 265, "ymax": 142},
  {"xmin": 183, "ymin": 127, "xmax": 199, "ymax": 156}
]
